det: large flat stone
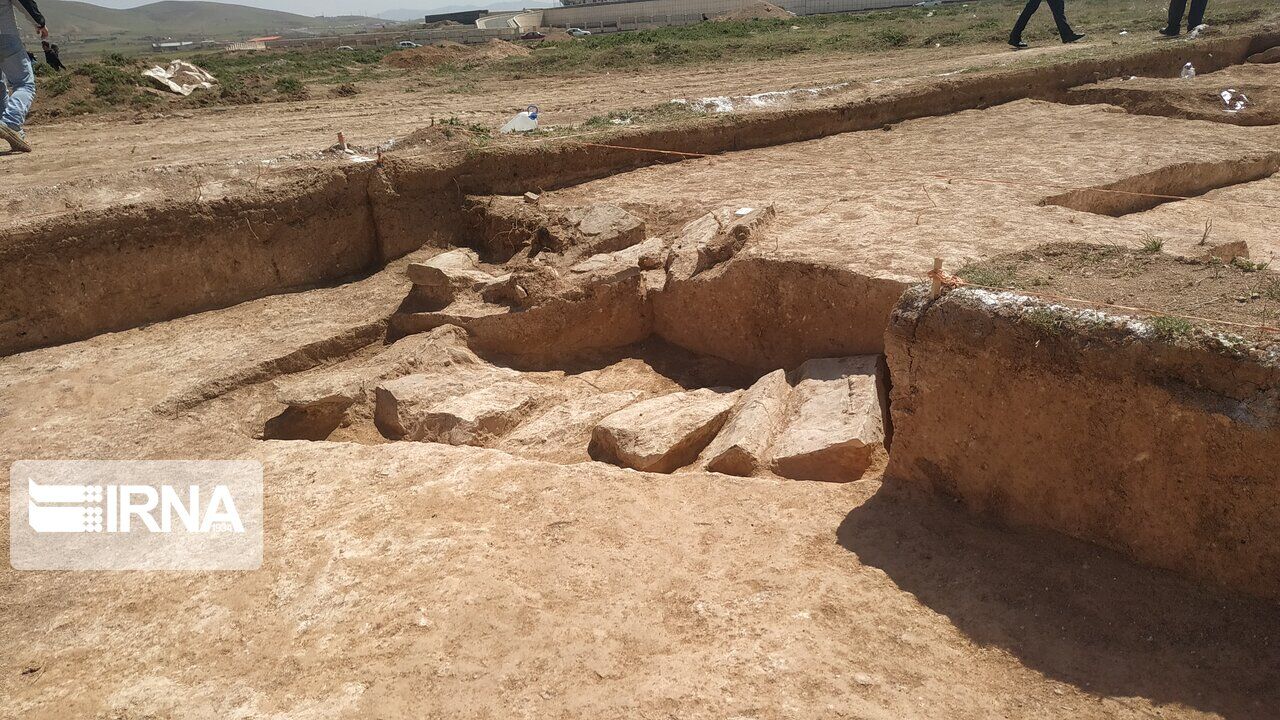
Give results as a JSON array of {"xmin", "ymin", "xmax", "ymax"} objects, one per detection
[
  {"xmin": 265, "ymin": 325, "xmax": 480, "ymax": 441},
  {"xmin": 502, "ymin": 390, "xmax": 645, "ymax": 463},
  {"xmin": 667, "ymin": 205, "xmax": 775, "ymax": 283},
  {"xmin": 770, "ymin": 356, "xmax": 886, "ymax": 483},
  {"xmin": 375, "ymin": 372, "xmax": 547, "ymax": 446},
  {"xmin": 406, "ymin": 248, "xmax": 496, "ymax": 305},
  {"xmin": 567, "ymin": 204, "xmax": 646, "ymax": 255},
  {"xmin": 590, "ymin": 388, "xmax": 739, "ymax": 473},
  {"xmin": 701, "ymin": 369, "xmax": 791, "ymax": 477}
]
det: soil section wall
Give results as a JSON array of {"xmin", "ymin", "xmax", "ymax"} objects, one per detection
[{"xmin": 883, "ymin": 287, "xmax": 1280, "ymax": 597}]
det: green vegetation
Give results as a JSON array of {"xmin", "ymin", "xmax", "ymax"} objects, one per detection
[
  {"xmin": 26, "ymin": 0, "xmax": 1279, "ymax": 121},
  {"xmin": 1024, "ymin": 307, "xmax": 1068, "ymax": 336},
  {"xmin": 1139, "ymin": 236, "xmax": 1165, "ymax": 253},
  {"xmin": 577, "ymin": 101, "xmax": 707, "ymax": 131},
  {"xmin": 1232, "ymin": 257, "xmax": 1270, "ymax": 272},
  {"xmin": 1150, "ymin": 315, "xmax": 1195, "ymax": 341},
  {"xmin": 957, "ymin": 262, "xmax": 1019, "ymax": 289}
]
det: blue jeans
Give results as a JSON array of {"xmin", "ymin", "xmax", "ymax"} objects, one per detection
[{"xmin": 0, "ymin": 34, "xmax": 35, "ymax": 132}]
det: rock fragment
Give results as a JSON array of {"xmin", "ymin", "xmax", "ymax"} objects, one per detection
[
  {"xmin": 406, "ymin": 248, "xmax": 495, "ymax": 306},
  {"xmin": 769, "ymin": 356, "xmax": 886, "ymax": 483},
  {"xmin": 590, "ymin": 388, "xmax": 739, "ymax": 473},
  {"xmin": 701, "ymin": 369, "xmax": 791, "ymax": 476},
  {"xmin": 375, "ymin": 373, "xmax": 548, "ymax": 446},
  {"xmin": 566, "ymin": 204, "xmax": 647, "ymax": 255}
]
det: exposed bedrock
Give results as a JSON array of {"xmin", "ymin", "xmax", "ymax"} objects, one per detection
[
  {"xmin": 884, "ymin": 286, "xmax": 1280, "ymax": 598},
  {"xmin": 263, "ymin": 325, "xmax": 482, "ymax": 440}
]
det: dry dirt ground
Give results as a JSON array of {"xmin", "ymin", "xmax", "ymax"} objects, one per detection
[
  {"xmin": 547, "ymin": 99, "xmax": 1280, "ymax": 277},
  {"xmin": 3, "ymin": 31, "xmax": 1280, "ymax": 720},
  {"xmin": 0, "ymin": 37, "xmax": 1148, "ymax": 227}
]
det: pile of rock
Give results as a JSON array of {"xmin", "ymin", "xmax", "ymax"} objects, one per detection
[
  {"xmin": 591, "ymin": 355, "xmax": 889, "ymax": 482},
  {"xmin": 389, "ymin": 199, "xmax": 775, "ymax": 366}
]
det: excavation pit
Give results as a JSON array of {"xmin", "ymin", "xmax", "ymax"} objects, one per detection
[{"xmin": 5, "ymin": 35, "xmax": 1280, "ymax": 718}]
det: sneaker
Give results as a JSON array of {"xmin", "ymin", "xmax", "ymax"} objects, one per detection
[
  {"xmin": 1009, "ymin": 36, "xmax": 1028, "ymax": 49},
  {"xmin": 0, "ymin": 125, "xmax": 31, "ymax": 153},
  {"xmin": 1158, "ymin": 26, "xmax": 1180, "ymax": 37},
  {"xmin": 1063, "ymin": 33, "xmax": 1086, "ymax": 44}
]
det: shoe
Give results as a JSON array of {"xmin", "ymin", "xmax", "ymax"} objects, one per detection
[
  {"xmin": 1009, "ymin": 36, "xmax": 1028, "ymax": 49},
  {"xmin": 1063, "ymin": 33, "xmax": 1086, "ymax": 43},
  {"xmin": 1158, "ymin": 26, "xmax": 1180, "ymax": 37},
  {"xmin": 0, "ymin": 125, "xmax": 31, "ymax": 153}
]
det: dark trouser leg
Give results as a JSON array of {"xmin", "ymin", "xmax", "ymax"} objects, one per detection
[
  {"xmin": 1046, "ymin": 0, "xmax": 1075, "ymax": 40},
  {"xmin": 1187, "ymin": 0, "xmax": 1208, "ymax": 29},
  {"xmin": 1010, "ymin": 0, "xmax": 1041, "ymax": 41},
  {"xmin": 1166, "ymin": 0, "xmax": 1188, "ymax": 31}
]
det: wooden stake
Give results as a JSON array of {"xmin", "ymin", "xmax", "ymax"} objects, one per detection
[{"xmin": 929, "ymin": 257, "xmax": 943, "ymax": 300}]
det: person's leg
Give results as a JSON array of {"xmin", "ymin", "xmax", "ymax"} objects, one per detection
[
  {"xmin": 0, "ymin": 66, "xmax": 8, "ymax": 125},
  {"xmin": 1046, "ymin": 0, "xmax": 1078, "ymax": 41},
  {"xmin": 1165, "ymin": 0, "xmax": 1188, "ymax": 33},
  {"xmin": 0, "ymin": 36, "xmax": 36, "ymax": 133},
  {"xmin": 1009, "ymin": 0, "xmax": 1042, "ymax": 42},
  {"xmin": 1187, "ymin": 0, "xmax": 1208, "ymax": 30}
]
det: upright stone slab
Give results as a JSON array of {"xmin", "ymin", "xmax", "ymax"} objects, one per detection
[
  {"xmin": 701, "ymin": 369, "xmax": 791, "ymax": 477},
  {"xmin": 769, "ymin": 356, "xmax": 886, "ymax": 483}
]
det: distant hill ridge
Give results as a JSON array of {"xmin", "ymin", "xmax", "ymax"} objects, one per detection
[{"xmin": 39, "ymin": 0, "xmax": 384, "ymax": 38}]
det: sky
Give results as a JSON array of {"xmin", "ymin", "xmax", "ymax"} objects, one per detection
[{"xmin": 75, "ymin": 0, "xmax": 558, "ymax": 16}]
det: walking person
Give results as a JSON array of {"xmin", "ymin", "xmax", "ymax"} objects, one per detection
[
  {"xmin": 1008, "ymin": 0, "xmax": 1085, "ymax": 49},
  {"xmin": 41, "ymin": 39, "xmax": 64, "ymax": 71},
  {"xmin": 1160, "ymin": 0, "xmax": 1208, "ymax": 36},
  {"xmin": 1, "ymin": 0, "xmax": 49, "ymax": 153}
]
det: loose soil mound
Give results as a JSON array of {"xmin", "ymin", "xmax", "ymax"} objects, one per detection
[
  {"xmin": 715, "ymin": 1, "xmax": 795, "ymax": 21},
  {"xmin": 392, "ymin": 124, "xmax": 485, "ymax": 153},
  {"xmin": 957, "ymin": 242, "xmax": 1280, "ymax": 345},
  {"xmin": 383, "ymin": 39, "xmax": 530, "ymax": 70}
]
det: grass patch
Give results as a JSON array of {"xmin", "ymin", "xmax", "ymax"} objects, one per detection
[
  {"xmin": 1232, "ymin": 257, "xmax": 1270, "ymax": 273},
  {"xmin": 74, "ymin": 62, "xmax": 137, "ymax": 103},
  {"xmin": 274, "ymin": 76, "xmax": 307, "ymax": 99},
  {"xmin": 1139, "ymin": 236, "xmax": 1164, "ymax": 253},
  {"xmin": 43, "ymin": 73, "xmax": 73, "ymax": 97},
  {"xmin": 1262, "ymin": 277, "xmax": 1280, "ymax": 302},
  {"xmin": 1150, "ymin": 315, "xmax": 1195, "ymax": 341},
  {"xmin": 957, "ymin": 262, "xmax": 1019, "ymax": 289},
  {"xmin": 1024, "ymin": 307, "xmax": 1068, "ymax": 336}
]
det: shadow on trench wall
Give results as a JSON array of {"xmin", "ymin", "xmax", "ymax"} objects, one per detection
[{"xmin": 836, "ymin": 488, "xmax": 1280, "ymax": 720}]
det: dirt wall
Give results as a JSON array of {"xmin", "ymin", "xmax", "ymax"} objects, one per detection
[
  {"xmin": 0, "ymin": 169, "xmax": 378, "ymax": 355},
  {"xmin": 883, "ymin": 287, "xmax": 1280, "ymax": 598},
  {"xmin": 654, "ymin": 258, "xmax": 905, "ymax": 369}
]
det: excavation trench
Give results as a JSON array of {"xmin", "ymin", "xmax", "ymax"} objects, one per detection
[
  {"xmin": 246, "ymin": 199, "xmax": 904, "ymax": 484},
  {"xmin": 1042, "ymin": 152, "xmax": 1280, "ymax": 216},
  {"xmin": 2, "ymin": 31, "xmax": 1277, "ymax": 357}
]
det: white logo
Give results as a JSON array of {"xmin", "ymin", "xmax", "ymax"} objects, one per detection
[
  {"xmin": 11, "ymin": 461, "xmax": 262, "ymax": 571},
  {"xmin": 27, "ymin": 480, "xmax": 244, "ymax": 534}
]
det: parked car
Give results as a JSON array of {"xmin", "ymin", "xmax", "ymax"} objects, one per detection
[
  {"xmin": 336, "ymin": 45, "xmax": 355, "ymax": 51},
  {"xmin": 397, "ymin": 41, "xmax": 422, "ymax": 48},
  {"xmin": 520, "ymin": 31, "xmax": 546, "ymax": 40},
  {"xmin": 568, "ymin": 28, "xmax": 591, "ymax": 37}
]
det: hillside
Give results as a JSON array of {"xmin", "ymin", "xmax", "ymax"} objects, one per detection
[{"xmin": 39, "ymin": 0, "xmax": 384, "ymax": 39}]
